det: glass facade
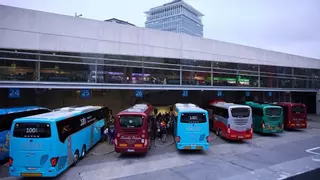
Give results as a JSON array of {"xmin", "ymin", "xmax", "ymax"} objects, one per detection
[
  {"xmin": 145, "ymin": 0, "xmax": 204, "ymax": 37},
  {"xmin": 0, "ymin": 48, "xmax": 319, "ymax": 89}
]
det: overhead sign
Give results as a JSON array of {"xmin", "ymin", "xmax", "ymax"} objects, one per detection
[
  {"xmin": 217, "ymin": 91, "xmax": 223, "ymax": 97},
  {"xmin": 8, "ymin": 88, "xmax": 20, "ymax": 98},
  {"xmin": 268, "ymin": 92, "xmax": 272, "ymax": 97},
  {"xmin": 182, "ymin": 90, "xmax": 188, "ymax": 97},
  {"xmin": 246, "ymin": 91, "xmax": 250, "ymax": 97},
  {"xmin": 80, "ymin": 89, "xmax": 91, "ymax": 98},
  {"xmin": 135, "ymin": 90, "xmax": 143, "ymax": 98}
]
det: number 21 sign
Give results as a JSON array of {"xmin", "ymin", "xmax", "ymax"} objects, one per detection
[{"xmin": 8, "ymin": 88, "xmax": 20, "ymax": 98}]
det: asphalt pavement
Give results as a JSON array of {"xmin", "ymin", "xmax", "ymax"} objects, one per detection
[{"xmin": 1, "ymin": 114, "xmax": 320, "ymax": 180}]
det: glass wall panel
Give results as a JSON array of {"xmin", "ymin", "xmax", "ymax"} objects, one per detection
[
  {"xmin": 144, "ymin": 68, "xmax": 180, "ymax": 85},
  {"xmin": 237, "ymin": 63, "xmax": 258, "ymax": 72},
  {"xmin": 260, "ymin": 65, "xmax": 277, "ymax": 74},
  {"xmin": 212, "ymin": 73, "xmax": 238, "ymax": 86},
  {"xmin": 293, "ymin": 79, "xmax": 307, "ymax": 88},
  {"xmin": 315, "ymin": 80, "xmax": 320, "ymax": 89},
  {"xmin": 40, "ymin": 62, "xmax": 95, "ymax": 82},
  {"xmin": 260, "ymin": 76, "xmax": 277, "ymax": 88},
  {"xmin": 0, "ymin": 49, "xmax": 38, "ymax": 61},
  {"xmin": 181, "ymin": 59, "xmax": 211, "ymax": 72},
  {"xmin": 182, "ymin": 71, "xmax": 210, "ymax": 85},
  {"xmin": 276, "ymin": 66, "xmax": 292, "ymax": 75},
  {"xmin": 95, "ymin": 65, "xmax": 124, "ymax": 83},
  {"xmin": 212, "ymin": 62, "xmax": 237, "ymax": 69},
  {"xmin": 143, "ymin": 57, "xmax": 180, "ymax": 70},
  {"xmin": 277, "ymin": 78, "xmax": 293, "ymax": 88},
  {"xmin": 294, "ymin": 68, "xmax": 306, "ymax": 76},
  {"xmin": 237, "ymin": 75, "xmax": 259, "ymax": 87},
  {"xmin": 0, "ymin": 59, "xmax": 36, "ymax": 81}
]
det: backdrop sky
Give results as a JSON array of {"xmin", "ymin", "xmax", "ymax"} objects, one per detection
[{"xmin": 1, "ymin": 0, "xmax": 319, "ymax": 59}]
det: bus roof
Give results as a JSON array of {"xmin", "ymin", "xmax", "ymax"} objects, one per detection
[
  {"xmin": 118, "ymin": 104, "xmax": 152, "ymax": 115},
  {"xmin": 276, "ymin": 102, "xmax": 305, "ymax": 106},
  {"xmin": 0, "ymin": 106, "xmax": 48, "ymax": 116},
  {"xmin": 246, "ymin": 102, "xmax": 281, "ymax": 109},
  {"xmin": 13, "ymin": 106, "xmax": 101, "ymax": 122},
  {"xmin": 212, "ymin": 102, "xmax": 250, "ymax": 109},
  {"xmin": 175, "ymin": 103, "xmax": 207, "ymax": 113}
]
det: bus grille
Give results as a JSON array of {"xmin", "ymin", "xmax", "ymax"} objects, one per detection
[
  {"xmin": 234, "ymin": 119, "xmax": 248, "ymax": 126},
  {"xmin": 120, "ymin": 128, "xmax": 140, "ymax": 134}
]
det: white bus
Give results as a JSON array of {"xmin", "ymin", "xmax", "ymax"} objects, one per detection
[{"xmin": 207, "ymin": 102, "xmax": 253, "ymax": 140}]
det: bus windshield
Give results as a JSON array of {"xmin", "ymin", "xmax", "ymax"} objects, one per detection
[
  {"xmin": 292, "ymin": 106, "xmax": 305, "ymax": 114},
  {"xmin": 119, "ymin": 116, "xmax": 143, "ymax": 128},
  {"xmin": 13, "ymin": 123, "xmax": 51, "ymax": 138},
  {"xmin": 231, "ymin": 108, "xmax": 250, "ymax": 118},
  {"xmin": 180, "ymin": 113, "xmax": 206, "ymax": 123},
  {"xmin": 265, "ymin": 108, "xmax": 281, "ymax": 116}
]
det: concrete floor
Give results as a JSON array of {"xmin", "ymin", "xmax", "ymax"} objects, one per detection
[{"xmin": 1, "ymin": 115, "xmax": 320, "ymax": 180}]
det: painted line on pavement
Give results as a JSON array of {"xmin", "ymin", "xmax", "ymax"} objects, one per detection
[
  {"xmin": 80, "ymin": 156, "xmax": 194, "ymax": 180},
  {"xmin": 306, "ymin": 147, "xmax": 320, "ymax": 155}
]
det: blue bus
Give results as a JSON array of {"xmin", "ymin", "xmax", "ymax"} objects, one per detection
[
  {"xmin": 0, "ymin": 106, "xmax": 50, "ymax": 161},
  {"xmin": 9, "ymin": 106, "xmax": 108, "ymax": 177},
  {"xmin": 173, "ymin": 103, "xmax": 210, "ymax": 150}
]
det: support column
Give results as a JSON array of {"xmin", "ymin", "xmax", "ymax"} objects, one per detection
[
  {"xmin": 95, "ymin": 60, "xmax": 98, "ymax": 83},
  {"xmin": 211, "ymin": 61, "xmax": 213, "ymax": 86},
  {"xmin": 258, "ymin": 65, "xmax": 261, "ymax": 88},
  {"xmin": 317, "ymin": 91, "xmax": 320, "ymax": 115},
  {"xmin": 179, "ymin": 66, "xmax": 182, "ymax": 85}
]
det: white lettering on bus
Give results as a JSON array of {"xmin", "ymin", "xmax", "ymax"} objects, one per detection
[{"xmin": 120, "ymin": 136, "xmax": 141, "ymax": 140}]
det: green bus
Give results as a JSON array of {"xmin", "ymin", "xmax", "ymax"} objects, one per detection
[{"xmin": 244, "ymin": 102, "xmax": 283, "ymax": 133}]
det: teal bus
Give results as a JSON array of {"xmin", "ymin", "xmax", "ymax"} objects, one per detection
[
  {"xmin": 173, "ymin": 103, "xmax": 210, "ymax": 150},
  {"xmin": 245, "ymin": 102, "xmax": 283, "ymax": 133},
  {"xmin": 9, "ymin": 106, "xmax": 108, "ymax": 177}
]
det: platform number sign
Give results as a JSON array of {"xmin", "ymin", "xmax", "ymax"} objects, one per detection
[
  {"xmin": 246, "ymin": 91, "xmax": 250, "ymax": 97},
  {"xmin": 8, "ymin": 88, "xmax": 20, "ymax": 98},
  {"xmin": 268, "ymin": 92, "xmax": 272, "ymax": 97},
  {"xmin": 217, "ymin": 91, "xmax": 223, "ymax": 97},
  {"xmin": 80, "ymin": 89, "xmax": 91, "ymax": 98},
  {"xmin": 135, "ymin": 90, "xmax": 143, "ymax": 98},
  {"xmin": 182, "ymin": 90, "xmax": 188, "ymax": 97}
]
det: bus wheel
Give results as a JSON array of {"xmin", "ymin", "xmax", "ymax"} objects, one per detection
[
  {"xmin": 80, "ymin": 145, "xmax": 86, "ymax": 159},
  {"xmin": 73, "ymin": 150, "xmax": 79, "ymax": 166},
  {"xmin": 216, "ymin": 129, "xmax": 221, "ymax": 136}
]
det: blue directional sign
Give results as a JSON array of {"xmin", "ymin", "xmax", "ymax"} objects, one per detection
[
  {"xmin": 268, "ymin": 91, "xmax": 272, "ymax": 97},
  {"xmin": 135, "ymin": 90, "xmax": 143, "ymax": 98},
  {"xmin": 246, "ymin": 91, "xmax": 250, "ymax": 97},
  {"xmin": 217, "ymin": 91, "xmax": 223, "ymax": 97},
  {"xmin": 8, "ymin": 88, "xmax": 20, "ymax": 98},
  {"xmin": 182, "ymin": 90, "xmax": 188, "ymax": 97},
  {"xmin": 80, "ymin": 89, "xmax": 91, "ymax": 98}
]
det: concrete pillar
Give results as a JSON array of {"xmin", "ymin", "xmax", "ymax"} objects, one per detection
[{"xmin": 316, "ymin": 91, "xmax": 320, "ymax": 115}]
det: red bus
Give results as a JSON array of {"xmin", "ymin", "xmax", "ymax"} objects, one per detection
[
  {"xmin": 275, "ymin": 102, "xmax": 307, "ymax": 129},
  {"xmin": 114, "ymin": 104, "xmax": 153, "ymax": 153}
]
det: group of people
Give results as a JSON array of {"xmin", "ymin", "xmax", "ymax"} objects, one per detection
[{"xmin": 151, "ymin": 107, "xmax": 175, "ymax": 141}]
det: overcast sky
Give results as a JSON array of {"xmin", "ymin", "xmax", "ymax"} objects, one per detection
[{"xmin": 1, "ymin": 0, "xmax": 320, "ymax": 59}]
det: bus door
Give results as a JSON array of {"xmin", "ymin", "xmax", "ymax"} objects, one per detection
[
  {"xmin": 93, "ymin": 120, "xmax": 104, "ymax": 144},
  {"xmin": 291, "ymin": 105, "xmax": 307, "ymax": 127},
  {"xmin": 178, "ymin": 113, "xmax": 208, "ymax": 145},
  {"xmin": 10, "ymin": 121, "xmax": 53, "ymax": 169},
  {"xmin": 67, "ymin": 136, "xmax": 73, "ymax": 166}
]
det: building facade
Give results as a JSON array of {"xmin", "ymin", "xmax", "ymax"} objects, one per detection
[
  {"xmin": 145, "ymin": 0, "xmax": 204, "ymax": 37},
  {"xmin": 0, "ymin": 5, "xmax": 319, "ymax": 113},
  {"xmin": 104, "ymin": 18, "xmax": 135, "ymax": 26}
]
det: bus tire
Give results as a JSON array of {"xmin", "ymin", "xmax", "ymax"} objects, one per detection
[
  {"xmin": 80, "ymin": 145, "xmax": 86, "ymax": 159},
  {"xmin": 73, "ymin": 150, "xmax": 79, "ymax": 166}
]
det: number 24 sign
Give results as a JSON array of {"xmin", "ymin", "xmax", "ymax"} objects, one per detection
[{"xmin": 8, "ymin": 88, "xmax": 20, "ymax": 98}]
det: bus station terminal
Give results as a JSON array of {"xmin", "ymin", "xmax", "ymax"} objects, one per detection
[{"xmin": 0, "ymin": 5, "xmax": 320, "ymax": 180}]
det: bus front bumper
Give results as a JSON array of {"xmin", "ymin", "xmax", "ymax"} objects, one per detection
[
  {"xmin": 176, "ymin": 143, "xmax": 209, "ymax": 150},
  {"xmin": 115, "ymin": 146, "xmax": 148, "ymax": 153},
  {"xmin": 9, "ymin": 167, "xmax": 58, "ymax": 177},
  {"xmin": 262, "ymin": 127, "xmax": 283, "ymax": 133}
]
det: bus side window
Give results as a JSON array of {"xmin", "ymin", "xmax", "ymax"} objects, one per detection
[
  {"xmin": 283, "ymin": 106, "xmax": 288, "ymax": 120},
  {"xmin": 0, "ymin": 115, "xmax": 14, "ymax": 131}
]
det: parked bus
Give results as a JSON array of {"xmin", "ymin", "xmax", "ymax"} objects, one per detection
[
  {"xmin": 173, "ymin": 103, "xmax": 210, "ymax": 150},
  {"xmin": 114, "ymin": 104, "xmax": 153, "ymax": 154},
  {"xmin": 275, "ymin": 102, "xmax": 307, "ymax": 129},
  {"xmin": 208, "ymin": 102, "xmax": 253, "ymax": 140},
  {"xmin": 9, "ymin": 106, "xmax": 108, "ymax": 177},
  {"xmin": 245, "ymin": 102, "xmax": 283, "ymax": 133},
  {"xmin": 0, "ymin": 106, "xmax": 50, "ymax": 161}
]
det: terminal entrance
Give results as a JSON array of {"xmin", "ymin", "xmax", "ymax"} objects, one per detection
[{"xmin": 0, "ymin": 88, "xmax": 317, "ymax": 114}]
